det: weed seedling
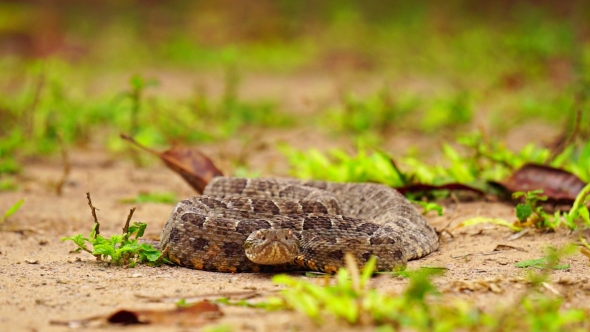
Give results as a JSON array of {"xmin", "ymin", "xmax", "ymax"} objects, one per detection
[
  {"xmin": 62, "ymin": 193, "xmax": 163, "ymax": 267},
  {"xmin": 0, "ymin": 199, "xmax": 24, "ymax": 227},
  {"xmin": 409, "ymin": 199, "xmax": 444, "ymax": 216},
  {"xmin": 512, "ymin": 189, "xmax": 553, "ymax": 229}
]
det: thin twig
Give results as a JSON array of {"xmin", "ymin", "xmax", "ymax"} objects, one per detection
[
  {"xmin": 548, "ymin": 106, "xmax": 582, "ymax": 162},
  {"xmin": 122, "ymin": 207, "xmax": 136, "ymax": 241},
  {"xmin": 155, "ymin": 244, "xmax": 170, "ymax": 266},
  {"xmin": 24, "ymin": 73, "xmax": 45, "ymax": 138},
  {"xmin": 86, "ymin": 192, "xmax": 100, "ymax": 238},
  {"xmin": 55, "ymin": 132, "xmax": 71, "ymax": 196},
  {"xmin": 134, "ymin": 289, "xmax": 276, "ymax": 303},
  {"xmin": 120, "ymin": 133, "xmax": 161, "ymax": 156}
]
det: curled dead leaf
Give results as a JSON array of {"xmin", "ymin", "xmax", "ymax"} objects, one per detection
[
  {"xmin": 51, "ymin": 300, "xmax": 222, "ymax": 327},
  {"xmin": 489, "ymin": 163, "xmax": 587, "ymax": 203},
  {"xmin": 107, "ymin": 300, "xmax": 222, "ymax": 326}
]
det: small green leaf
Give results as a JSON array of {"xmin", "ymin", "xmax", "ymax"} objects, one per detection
[
  {"xmin": 515, "ymin": 203, "xmax": 533, "ymax": 222},
  {"xmin": 512, "ymin": 191, "xmax": 526, "ymax": 199},
  {"xmin": 176, "ymin": 298, "xmax": 190, "ymax": 308},
  {"xmin": 3, "ymin": 199, "xmax": 24, "ymax": 220},
  {"xmin": 139, "ymin": 244, "xmax": 162, "ymax": 262},
  {"xmin": 61, "ymin": 234, "xmax": 90, "ymax": 249},
  {"xmin": 360, "ymin": 256, "xmax": 377, "ymax": 288},
  {"xmin": 578, "ymin": 206, "xmax": 589, "ymax": 225},
  {"xmin": 514, "ymin": 258, "xmax": 569, "ymax": 270},
  {"xmin": 93, "ymin": 243, "xmax": 116, "ymax": 258},
  {"xmin": 128, "ymin": 222, "xmax": 147, "ymax": 238},
  {"xmin": 109, "ymin": 234, "xmax": 124, "ymax": 246}
]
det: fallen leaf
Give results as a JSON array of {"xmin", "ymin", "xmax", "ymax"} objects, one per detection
[
  {"xmin": 489, "ymin": 163, "xmax": 587, "ymax": 203},
  {"xmin": 107, "ymin": 300, "xmax": 222, "ymax": 326},
  {"xmin": 447, "ymin": 278, "xmax": 504, "ymax": 294},
  {"xmin": 396, "ymin": 183, "xmax": 485, "ymax": 196},
  {"xmin": 50, "ymin": 300, "xmax": 222, "ymax": 327},
  {"xmin": 121, "ymin": 134, "xmax": 223, "ymax": 193}
]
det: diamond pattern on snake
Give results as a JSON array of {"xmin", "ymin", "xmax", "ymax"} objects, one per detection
[{"xmin": 160, "ymin": 177, "xmax": 439, "ymax": 273}]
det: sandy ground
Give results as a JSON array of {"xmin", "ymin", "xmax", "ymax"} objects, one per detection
[
  {"xmin": 0, "ymin": 71, "xmax": 589, "ymax": 331},
  {"xmin": 1, "ymin": 141, "xmax": 589, "ymax": 332}
]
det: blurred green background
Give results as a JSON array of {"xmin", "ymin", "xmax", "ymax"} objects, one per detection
[
  {"xmin": 2, "ymin": 0, "xmax": 587, "ymax": 73},
  {"xmin": 0, "ymin": 0, "xmax": 589, "ymax": 175}
]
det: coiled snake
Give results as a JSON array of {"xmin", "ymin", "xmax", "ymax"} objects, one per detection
[{"xmin": 160, "ymin": 177, "xmax": 438, "ymax": 273}]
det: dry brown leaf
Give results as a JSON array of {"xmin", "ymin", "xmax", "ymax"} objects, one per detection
[
  {"xmin": 447, "ymin": 278, "xmax": 504, "ymax": 294},
  {"xmin": 107, "ymin": 300, "xmax": 222, "ymax": 326},
  {"xmin": 51, "ymin": 300, "xmax": 222, "ymax": 328},
  {"xmin": 489, "ymin": 163, "xmax": 587, "ymax": 203}
]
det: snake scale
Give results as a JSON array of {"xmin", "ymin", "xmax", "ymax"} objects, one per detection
[{"xmin": 160, "ymin": 177, "xmax": 439, "ymax": 273}]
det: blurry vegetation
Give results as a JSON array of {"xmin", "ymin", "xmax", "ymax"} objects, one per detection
[
  {"xmin": 281, "ymin": 133, "xmax": 590, "ymax": 187},
  {"xmin": 221, "ymin": 251, "xmax": 590, "ymax": 331},
  {"xmin": 2, "ymin": 1, "xmax": 589, "ymax": 328},
  {"xmin": 0, "ymin": 198, "xmax": 24, "ymax": 227},
  {"xmin": 119, "ymin": 191, "xmax": 178, "ymax": 204},
  {"xmin": 62, "ymin": 194, "xmax": 163, "ymax": 267},
  {"xmin": 1, "ymin": 0, "xmax": 589, "ymax": 174}
]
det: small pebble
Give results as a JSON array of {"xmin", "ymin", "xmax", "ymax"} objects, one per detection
[
  {"xmin": 131, "ymin": 273, "xmax": 143, "ymax": 278},
  {"xmin": 25, "ymin": 259, "xmax": 38, "ymax": 264}
]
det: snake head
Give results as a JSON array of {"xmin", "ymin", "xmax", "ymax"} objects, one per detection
[{"xmin": 243, "ymin": 229, "xmax": 300, "ymax": 265}]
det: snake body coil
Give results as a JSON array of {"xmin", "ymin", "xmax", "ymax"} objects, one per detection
[{"xmin": 160, "ymin": 177, "xmax": 438, "ymax": 273}]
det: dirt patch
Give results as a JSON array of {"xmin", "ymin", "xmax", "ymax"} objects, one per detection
[{"xmin": 1, "ymin": 144, "xmax": 588, "ymax": 331}]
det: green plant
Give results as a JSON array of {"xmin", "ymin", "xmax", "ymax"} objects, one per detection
[
  {"xmin": 234, "ymin": 252, "xmax": 590, "ymax": 330},
  {"xmin": 280, "ymin": 144, "xmax": 408, "ymax": 187},
  {"xmin": 62, "ymin": 196, "xmax": 163, "ymax": 267},
  {"xmin": 512, "ymin": 189, "xmax": 555, "ymax": 229},
  {"xmin": 62, "ymin": 221, "xmax": 162, "ymax": 267},
  {"xmin": 562, "ymin": 183, "xmax": 590, "ymax": 229},
  {"xmin": 514, "ymin": 245, "xmax": 574, "ymax": 270},
  {"xmin": 323, "ymin": 88, "xmax": 418, "ymax": 140},
  {"xmin": 0, "ymin": 177, "xmax": 18, "ymax": 191},
  {"xmin": 420, "ymin": 91, "xmax": 473, "ymax": 133},
  {"xmin": 514, "ymin": 186, "xmax": 590, "ymax": 231},
  {"xmin": 409, "ymin": 199, "xmax": 444, "ymax": 216},
  {"xmin": 0, "ymin": 199, "xmax": 24, "ymax": 226},
  {"xmin": 462, "ymin": 186, "xmax": 590, "ymax": 232},
  {"xmin": 120, "ymin": 192, "xmax": 178, "ymax": 204}
]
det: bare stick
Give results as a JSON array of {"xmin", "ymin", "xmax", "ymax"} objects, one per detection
[
  {"xmin": 122, "ymin": 207, "xmax": 136, "ymax": 240},
  {"xmin": 120, "ymin": 133, "xmax": 161, "ymax": 157},
  {"xmin": 86, "ymin": 192, "xmax": 100, "ymax": 238},
  {"xmin": 55, "ymin": 133, "xmax": 71, "ymax": 196},
  {"xmin": 548, "ymin": 107, "xmax": 582, "ymax": 162},
  {"xmin": 24, "ymin": 73, "xmax": 45, "ymax": 138},
  {"xmin": 155, "ymin": 244, "xmax": 170, "ymax": 266}
]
